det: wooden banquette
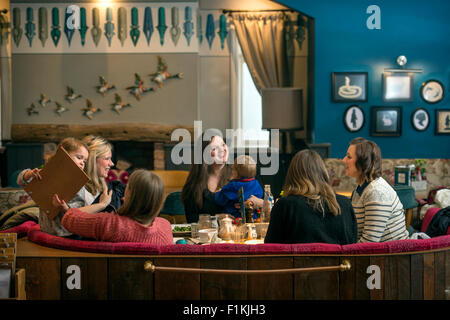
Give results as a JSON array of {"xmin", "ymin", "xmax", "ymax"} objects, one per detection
[{"xmin": 3, "ymin": 222, "xmax": 450, "ymax": 300}]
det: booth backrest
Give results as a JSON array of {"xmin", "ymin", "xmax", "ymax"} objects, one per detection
[
  {"xmin": 13, "ymin": 222, "xmax": 450, "ymax": 256},
  {"xmin": 150, "ymin": 170, "xmax": 189, "ymax": 196}
]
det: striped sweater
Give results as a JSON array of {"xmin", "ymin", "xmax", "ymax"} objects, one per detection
[{"xmin": 351, "ymin": 177, "xmax": 409, "ymax": 243}]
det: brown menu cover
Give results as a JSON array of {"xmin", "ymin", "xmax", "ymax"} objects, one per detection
[{"xmin": 24, "ymin": 146, "xmax": 90, "ymax": 219}]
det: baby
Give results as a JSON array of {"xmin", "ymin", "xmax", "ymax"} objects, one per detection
[{"xmin": 214, "ymin": 155, "xmax": 263, "ymax": 218}]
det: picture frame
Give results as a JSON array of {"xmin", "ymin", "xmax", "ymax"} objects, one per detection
[
  {"xmin": 382, "ymin": 72, "xmax": 413, "ymax": 102},
  {"xmin": 420, "ymin": 79, "xmax": 444, "ymax": 104},
  {"xmin": 343, "ymin": 105, "xmax": 365, "ymax": 132},
  {"xmin": 435, "ymin": 109, "xmax": 450, "ymax": 135},
  {"xmin": 411, "ymin": 108, "xmax": 430, "ymax": 132},
  {"xmin": 332, "ymin": 72, "xmax": 368, "ymax": 102},
  {"xmin": 370, "ymin": 106, "xmax": 402, "ymax": 137}
]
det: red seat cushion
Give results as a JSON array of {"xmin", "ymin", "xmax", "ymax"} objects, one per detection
[
  {"xmin": 12, "ymin": 223, "xmax": 450, "ymax": 256},
  {"xmin": 0, "ymin": 221, "xmax": 38, "ymax": 238}
]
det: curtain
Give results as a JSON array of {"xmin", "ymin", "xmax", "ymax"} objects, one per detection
[{"xmin": 230, "ymin": 12, "xmax": 291, "ymax": 91}]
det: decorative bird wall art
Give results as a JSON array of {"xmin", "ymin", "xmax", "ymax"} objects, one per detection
[
  {"xmin": 55, "ymin": 101, "xmax": 69, "ymax": 116},
  {"xmin": 149, "ymin": 56, "xmax": 182, "ymax": 88},
  {"xmin": 82, "ymin": 99, "xmax": 102, "ymax": 119},
  {"xmin": 111, "ymin": 93, "xmax": 131, "ymax": 114},
  {"xmin": 39, "ymin": 93, "xmax": 51, "ymax": 107},
  {"xmin": 127, "ymin": 73, "xmax": 155, "ymax": 101},
  {"xmin": 96, "ymin": 76, "xmax": 116, "ymax": 96},
  {"xmin": 27, "ymin": 103, "xmax": 39, "ymax": 116},
  {"xmin": 65, "ymin": 86, "xmax": 82, "ymax": 103}
]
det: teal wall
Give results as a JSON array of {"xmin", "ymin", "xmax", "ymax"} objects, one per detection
[{"xmin": 277, "ymin": 0, "xmax": 450, "ymax": 158}]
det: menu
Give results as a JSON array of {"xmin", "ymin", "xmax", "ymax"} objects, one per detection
[{"xmin": 24, "ymin": 146, "xmax": 90, "ymax": 219}]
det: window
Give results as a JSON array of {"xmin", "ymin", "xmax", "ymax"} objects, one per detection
[{"xmin": 231, "ymin": 31, "xmax": 269, "ymax": 149}]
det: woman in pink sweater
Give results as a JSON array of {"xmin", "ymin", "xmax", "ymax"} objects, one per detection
[{"xmin": 62, "ymin": 169, "xmax": 173, "ymax": 245}]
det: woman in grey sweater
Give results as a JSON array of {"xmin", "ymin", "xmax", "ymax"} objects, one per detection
[{"xmin": 342, "ymin": 138, "xmax": 409, "ymax": 242}]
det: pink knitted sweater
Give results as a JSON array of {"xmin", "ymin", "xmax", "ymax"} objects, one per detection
[{"xmin": 62, "ymin": 208, "xmax": 173, "ymax": 245}]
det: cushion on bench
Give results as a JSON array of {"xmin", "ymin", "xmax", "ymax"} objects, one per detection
[
  {"xmin": 0, "ymin": 220, "xmax": 37, "ymax": 238},
  {"xmin": 24, "ymin": 225, "xmax": 450, "ymax": 255},
  {"xmin": 3, "ymin": 221, "xmax": 449, "ymax": 255}
]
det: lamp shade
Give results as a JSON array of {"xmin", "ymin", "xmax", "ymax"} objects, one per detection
[{"xmin": 262, "ymin": 88, "xmax": 303, "ymax": 130}]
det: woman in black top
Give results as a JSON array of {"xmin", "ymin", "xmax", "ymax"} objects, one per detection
[
  {"xmin": 181, "ymin": 130, "xmax": 233, "ymax": 223},
  {"xmin": 264, "ymin": 149, "xmax": 357, "ymax": 245}
]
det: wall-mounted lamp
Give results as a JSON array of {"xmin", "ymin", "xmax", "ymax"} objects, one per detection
[{"xmin": 384, "ymin": 55, "xmax": 422, "ymax": 73}]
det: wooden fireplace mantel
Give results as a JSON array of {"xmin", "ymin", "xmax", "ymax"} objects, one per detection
[{"xmin": 11, "ymin": 123, "xmax": 194, "ymax": 143}]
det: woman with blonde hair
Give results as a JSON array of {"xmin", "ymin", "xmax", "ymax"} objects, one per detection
[
  {"xmin": 53, "ymin": 135, "xmax": 114, "ymax": 215},
  {"xmin": 82, "ymin": 135, "xmax": 113, "ymax": 199},
  {"xmin": 62, "ymin": 170, "xmax": 173, "ymax": 244},
  {"xmin": 265, "ymin": 149, "xmax": 357, "ymax": 244}
]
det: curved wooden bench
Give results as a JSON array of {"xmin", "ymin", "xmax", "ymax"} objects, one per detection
[{"xmin": 9, "ymin": 222, "xmax": 450, "ymax": 300}]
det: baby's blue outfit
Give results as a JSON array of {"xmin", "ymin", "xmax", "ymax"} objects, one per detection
[{"xmin": 214, "ymin": 178, "xmax": 264, "ymax": 218}]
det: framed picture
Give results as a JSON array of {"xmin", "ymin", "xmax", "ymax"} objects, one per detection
[
  {"xmin": 332, "ymin": 72, "xmax": 368, "ymax": 102},
  {"xmin": 343, "ymin": 105, "xmax": 365, "ymax": 132},
  {"xmin": 370, "ymin": 106, "xmax": 402, "ymax": 137},
  {"xmin": 421, "ymin": 80, "xmax": 444, "ymax": 104},
  {"xmin": 435, "ymin": 109, "xmax": 450, "ymax": 135},
  {"xmin": 382, "ymin": 72, "xmax": 413, "ymax": 102},
  {"xmin": 411, "ymin": 108, "xmax": 430, "ymax": 131}
]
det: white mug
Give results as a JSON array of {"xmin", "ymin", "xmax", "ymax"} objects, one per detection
[{"xmin": 198, "ymin": 228, "xmax": 217, "ymax": 243}]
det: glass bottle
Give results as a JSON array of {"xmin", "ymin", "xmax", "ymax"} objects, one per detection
[
  {"xmin": 261, "ymin": 185, "xmax": 274, "ymax": 223},
  {"xmin": 198, "ymin": 214, "xmax": 212, "ymax": 230},
  {"xmin": 210, "ymin": 216, "xmax": 218, "ymax": 230},
  {"xmin": 245, "ymin": 201, "xmax": 254, "ymax": 223}
]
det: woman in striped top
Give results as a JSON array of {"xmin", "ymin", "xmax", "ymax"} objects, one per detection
[{"xmin": 342, "ymin": 138, "xmax": 409, "ymax": 242}]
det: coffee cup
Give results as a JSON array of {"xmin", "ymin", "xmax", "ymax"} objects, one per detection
[{"xmin": 198, "ymin": 228, "xmax": 217, "ymax": 243}]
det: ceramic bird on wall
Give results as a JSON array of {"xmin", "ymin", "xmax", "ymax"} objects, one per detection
[
  {"xmin": 65, "ymin": 86, "xmax": 82, "ymax": 103},
  {"xmin": 39, "ymin": 93, "xmax": 51, "ymax": 107},
  {"xmin": 96, "ymin": 76, "xmax": 116, "ymax": 96},
  {"xmin": 82, "ymin": 99, "xmax": 101, "ymax": 120},
  {"xmin": 27, "ymin": 103, "xmax": 39, "ymax": 116},
  {"xmin": 111, "ymin": 93, "xmax": 131, "ymax": 114},
  {"xmin": 126, "ymin": 73, "xmax": 155, "ymax": 101},
  {"xmin": 149, "ymin": 56, "xmax": 183, "ymax": 88},
  {"xmin": 55, "ymin": 101, "xmax": 69, "ymax": 116}
]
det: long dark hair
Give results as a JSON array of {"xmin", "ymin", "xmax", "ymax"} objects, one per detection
[{"xmin": 181, "ymin": 131, "xmax": 232, "ymax": 212}]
